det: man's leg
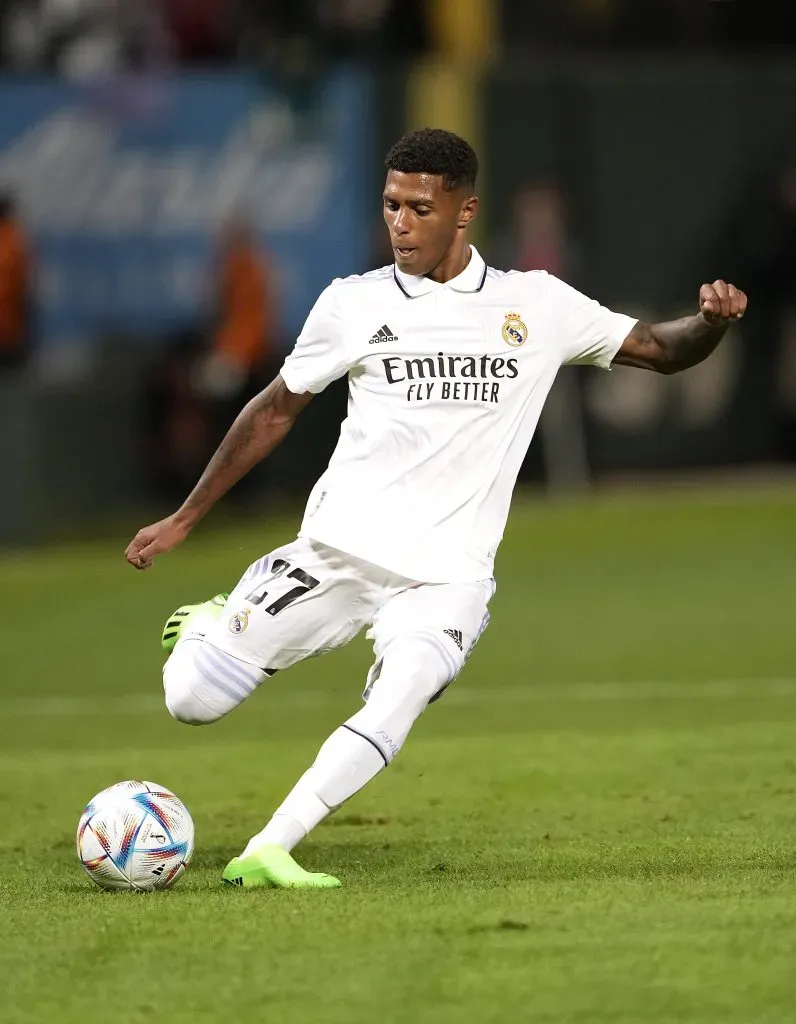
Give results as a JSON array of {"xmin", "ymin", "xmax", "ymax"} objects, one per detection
[
  {"xmin": 160, "ymin": 538, "xmax": 371, "ymax": 886},
  {"xmin": 226, "ymin": 576, "xmax": 494, "ymax": 887}
]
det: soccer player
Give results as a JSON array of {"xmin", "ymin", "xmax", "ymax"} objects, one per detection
[{"xmin": 126, "ymin": 128, "xmax": 747, "ymax": 889}]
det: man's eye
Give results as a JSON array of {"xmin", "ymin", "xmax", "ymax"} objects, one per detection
[{"xmin": 415, "ymin": 208, "xmax": 430, "ymax": 217}]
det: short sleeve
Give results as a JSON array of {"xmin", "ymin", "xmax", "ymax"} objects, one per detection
[
  {"xmin": 279, "ymin": 283, "xmax": 351, "ymax": 394},
  {"xmin": 544, "ymin": 273, "xmax": 638, "ymax": 370}
]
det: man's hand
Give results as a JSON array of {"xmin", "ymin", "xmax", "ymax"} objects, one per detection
[
  {"xmin": 699, "ymin": 279, "xmax": 747, "ymax": 327},
  {"xmin": 123, "ymin": 378, "xmax": 312, "ymax": 572},
  {"xmin": 125, "ymin": 513, "xmax": 192, "ymax": 570}
]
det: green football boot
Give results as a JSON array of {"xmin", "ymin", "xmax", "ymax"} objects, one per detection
[
  {"xmin": 222, "ymin": 845, "xmax": 341, "ymax": 890},
  {"xmin": 160, "ymin": 593, "xmax": 229, "ymax": 654}
]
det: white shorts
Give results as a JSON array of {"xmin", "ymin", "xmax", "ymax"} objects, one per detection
[{"xmin": 203, "ymin": 537, "xmax": 495, "ymax": 694}]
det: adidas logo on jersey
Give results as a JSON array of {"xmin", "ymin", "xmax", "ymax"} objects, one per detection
[
  {"xmin": 443, "ymin": 628, "xmax": 463, "ymax": 651},
  {"xmin": 369, "ymin": 324, "xmax": 398, "ymax": 345}
]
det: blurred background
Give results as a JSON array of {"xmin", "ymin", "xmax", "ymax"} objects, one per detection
[{"xmin": 1, "ymin": 0, "xmax": 795, "ymax": 545}]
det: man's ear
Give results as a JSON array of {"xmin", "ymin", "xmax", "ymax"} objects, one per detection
[{"xmin": 458, "ymin": 193, "xmax": 478, "ymax": 230}]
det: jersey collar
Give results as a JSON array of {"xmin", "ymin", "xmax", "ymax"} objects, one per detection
[{"xmin": 393, "ymin": 245, "xmax": 487, "ymax": 298}]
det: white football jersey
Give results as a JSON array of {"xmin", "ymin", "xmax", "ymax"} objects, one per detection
[{"xmin": 280, "ymin": 247, "xmax": 636, "ymax": 583}]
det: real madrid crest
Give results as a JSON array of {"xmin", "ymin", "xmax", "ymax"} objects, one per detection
[
  {"xmin": 228, "ymin": 609, "xmax": 250, "ymax": 634},
  {"xmin": 502, "ymin": 311, "xmax": 528, "ymax": 348}
]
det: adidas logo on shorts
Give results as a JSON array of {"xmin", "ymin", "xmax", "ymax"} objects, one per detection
[
  {"xmin": 369, "ymin": 324, "xmax": 398, "ymax": 344},
  {"xmin": 443, "ymin": 628, "xmax": 463, "ymax": 651}
]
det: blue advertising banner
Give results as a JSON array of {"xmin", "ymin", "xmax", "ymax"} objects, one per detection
[{"xmin": 0, "ymin": 70, "xmax": 371, "ymax": 349}]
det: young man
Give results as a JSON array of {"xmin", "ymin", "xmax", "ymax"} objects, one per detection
[{"xmin": 126, "ymin": 128, "xmax": 747, "ymax": 889}]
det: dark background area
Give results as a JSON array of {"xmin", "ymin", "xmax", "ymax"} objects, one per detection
[{"xmin": 0, "ymin": 0, "xmax": 794, "ymax": 546}]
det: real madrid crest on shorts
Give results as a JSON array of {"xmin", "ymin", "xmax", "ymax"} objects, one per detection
[
  {"xmin": 501, "ymin": 311, "xmax": 528, "ymax": 348},
  {"xmin": 228, "ymin": 609, "xmax": 250, "ymax": 634}
]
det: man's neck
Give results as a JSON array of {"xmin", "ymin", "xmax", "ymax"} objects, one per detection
[{"xmin": 425, "ymin": 240, "xmax": 471, "ymax": 284}]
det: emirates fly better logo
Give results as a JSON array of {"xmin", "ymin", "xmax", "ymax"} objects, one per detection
[{"xmin": 381, "ymin": 353, "xmax": 519, "ymax": 405}]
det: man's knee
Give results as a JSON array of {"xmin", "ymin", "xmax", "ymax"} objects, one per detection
[
  {"xmin": 350, "ymin": 634, "xmax": 458, "ymax": 759},
  {"xmin": 377, "ymin": 636, "xmax": 454, "ymax": 708},
  {"xmin": 162, "ymin": 639, "xmax": 263, "ymax": 725},
  {"xmin": 163, "ymin": 658, "xmax": 224, "ymax": 725}
]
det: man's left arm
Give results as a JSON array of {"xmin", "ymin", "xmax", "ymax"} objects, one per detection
[{"xmin": 613, "ymin": 279, "xmax": 748, "ymax": 375}]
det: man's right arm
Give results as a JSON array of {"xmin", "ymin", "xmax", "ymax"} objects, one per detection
[{"xmin": 125, "ymin": 375, "xmax": 311, "ymax": 569}]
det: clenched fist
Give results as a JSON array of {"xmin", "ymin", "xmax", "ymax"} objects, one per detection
[
  {"xmin": 125, "ymin": 513, "xmax": 191, "ymax": 570},
  {"xmin": 699, "ymin": 279, "xmax": 747, "ymax": 327}
]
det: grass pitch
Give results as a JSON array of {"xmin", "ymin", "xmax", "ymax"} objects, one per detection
[{"xmin": 1, "ymin": 486, "xmax": 795, "ymax": 1024}]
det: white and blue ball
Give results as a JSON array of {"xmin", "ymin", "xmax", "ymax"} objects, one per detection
[{"xmin": 76, "ymin": 780, "xmax": 194, "ymax": 891}]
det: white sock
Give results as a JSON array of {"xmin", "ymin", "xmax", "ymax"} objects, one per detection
[{"xmin": 241, "ymin": 726, "xmax": 386, "ymax": 855}]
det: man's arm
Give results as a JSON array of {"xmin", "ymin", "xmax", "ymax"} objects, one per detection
[
  {"xmin": 125, "ymin": 375, "xmax": 311, "ymax": 569},
  {"xmin": 613, "ymin": 279, "xmax": 747, "ymax": 375}
]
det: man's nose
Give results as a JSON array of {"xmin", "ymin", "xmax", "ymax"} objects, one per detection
[{"xmin": 392, "ymin": 208, "xmax": 410, "ymax": 235}]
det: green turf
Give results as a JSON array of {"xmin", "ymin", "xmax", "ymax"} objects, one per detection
[{"xmin": 1, "ymin": 486, "xmax": 795, "ymax": 1023}]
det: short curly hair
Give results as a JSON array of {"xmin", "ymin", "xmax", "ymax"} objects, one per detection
[{"xmin": 384, "ymin": 128, "xmax": 478, "ymax": 192}]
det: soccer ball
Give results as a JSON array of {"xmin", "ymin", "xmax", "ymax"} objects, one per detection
[{"xmin": 76, "ymin": 780, "xmax": 194, "ymax": 892}]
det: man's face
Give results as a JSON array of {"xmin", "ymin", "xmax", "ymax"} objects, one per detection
[{"xmin": 383, "ymin": 171, "xmax": 476, "ymax": 276}]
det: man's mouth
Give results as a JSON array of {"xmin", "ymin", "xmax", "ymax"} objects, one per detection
[{"xmin": 394, "ymin": 246, "xmax": 416, "ymax": 258}]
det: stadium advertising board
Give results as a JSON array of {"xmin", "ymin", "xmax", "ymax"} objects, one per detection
[{"xmin": 0, "ymin": 71, "xmax": 371, "ymax": 349}]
